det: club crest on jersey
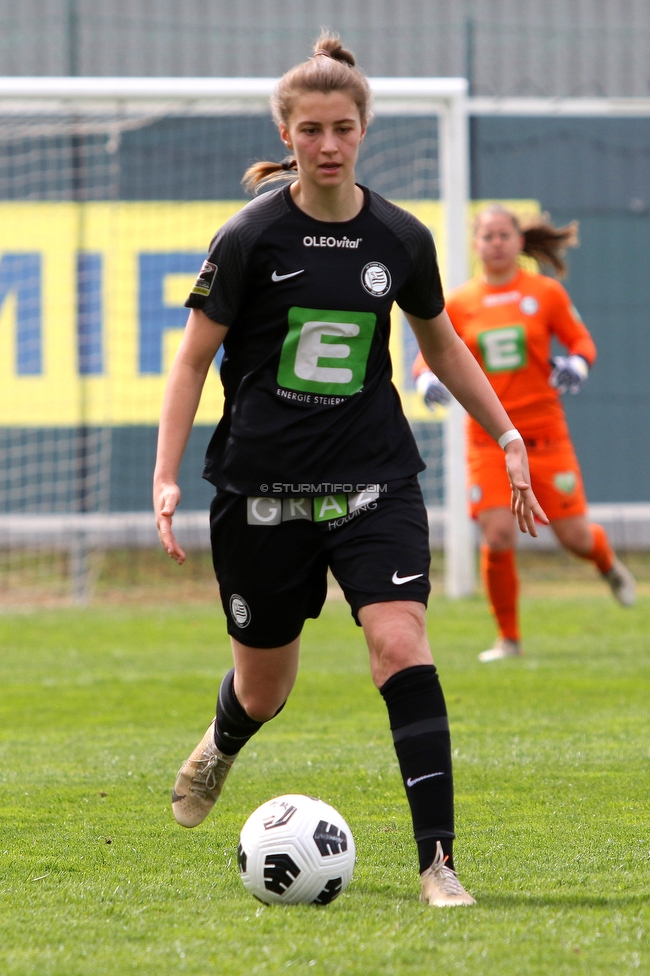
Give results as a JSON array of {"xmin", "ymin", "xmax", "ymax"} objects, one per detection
[
  {"xmin": 191, "ymin": 259, "xmax": 217, "ymax": 296},
  {"xmin": 229, "ymin": 593, "xmax": 251, "ymax": 628},
  {"xmin": 520, "ymin": 295, "xmax": 539, "ymax": 315},
  {"xmin": 361, "ymin": 262, "xmax": 391, "ymax": 297}
]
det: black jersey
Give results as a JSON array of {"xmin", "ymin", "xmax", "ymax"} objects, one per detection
[{"xmin": 185, "ymin": 184, "xmax": 445, "ymax": 496}]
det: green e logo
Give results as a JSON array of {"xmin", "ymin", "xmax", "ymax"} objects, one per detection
[
  {"xmin": 478, "ymin": 325, "xmax": 527, "ymax": 372},
  {"xmin": 277, "ymin": 306, "xmax": 377, "ymax": 395}
]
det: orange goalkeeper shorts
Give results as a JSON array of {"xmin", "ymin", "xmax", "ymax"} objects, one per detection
[{"xmin": 467, "ymin": 436, "xmax": 588, "ymax": 522}]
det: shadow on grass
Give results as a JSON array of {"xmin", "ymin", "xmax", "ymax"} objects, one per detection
[
  {"xmin": 481, "ymin": 892, "xmax": 649, "ymax": 909},
  {"xmin": 348, "ymin": 884, "xmax": 649, "ymax": 910}
]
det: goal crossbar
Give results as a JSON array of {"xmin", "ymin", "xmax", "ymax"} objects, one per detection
[{"xmin": 0, "ymin": 76, "xmax": 467, "ymax": 115}]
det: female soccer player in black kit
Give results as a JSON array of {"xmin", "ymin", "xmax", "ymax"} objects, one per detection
[{"xmin": 153, "ymin": 32, "xmax": 545, "ymax": 906}]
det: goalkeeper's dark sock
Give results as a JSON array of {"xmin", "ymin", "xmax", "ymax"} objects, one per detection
[
  {"xmin": 214, "ymin": 668, "xmax": 284, "ymax": 756},
  {"xmin": 379, "ymin": 664, "xmax": 455, "ymax": 873},
  {"xmin": 481, "ymin": 545, "xmax": 520, "ymax": 641}
]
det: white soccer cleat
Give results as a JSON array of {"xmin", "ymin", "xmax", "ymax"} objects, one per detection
[
  {"xmin": 603, "ymin": 558, "xmax": 636, "ymax": 607},
  {"xmin": 478, "ymin": 637, "xmax": 523, "ymax": 663},
  {"xmin": 420, "ymin": 842, "xmax": 476, "ymax": 907},
  {"xmin": 172, "ymin": 719, "xmax": 238, "ymax": 828}
]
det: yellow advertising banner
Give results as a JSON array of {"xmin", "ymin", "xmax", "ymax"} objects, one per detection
[{"xmin": 0, "ymin": 199, "xmax": 538, "ymax": 427}]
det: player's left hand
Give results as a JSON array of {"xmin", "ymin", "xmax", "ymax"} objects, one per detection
[
  {"xmin": 504, "ymin": 440, "xmax": 549, "ymax": 536},
  {"xmin": 549, "ymin": 355, "xmax": 589, "ymax": 395}
]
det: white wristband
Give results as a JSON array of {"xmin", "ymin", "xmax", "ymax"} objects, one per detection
[{"xmin": 498, "ymin": 429, "xmax": 523, "ymax": 450}]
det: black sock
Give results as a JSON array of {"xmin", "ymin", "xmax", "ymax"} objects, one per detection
[
  {"xmin": 214, "ymin": 669, "xmax": 285, "ymax": 755},
  {"xmin": 379, "ymin": 664, "xmax": 455, "ymax": 873}
]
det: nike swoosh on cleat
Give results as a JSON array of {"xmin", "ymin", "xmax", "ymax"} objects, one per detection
[
  {"xmin": 406, "ymin": 772, "xmax": 444, "ymax": 787},
  {"xmin": 171, "ymin": 790, "xmax": 186, "ymax": 803},
  {"xmin": 392, "ymin": 571, "xmax": 425, "ymax": 585},
  {"xmin": 272, "ymin": 269, "xmax": 305, "ymax": 282}
]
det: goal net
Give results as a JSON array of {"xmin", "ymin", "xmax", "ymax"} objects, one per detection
[{"xmin": 0, "ymin": 77, "xmax": 470, "ymax": 605}]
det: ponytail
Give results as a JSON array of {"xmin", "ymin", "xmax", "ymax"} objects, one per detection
[
  {"xmin": 241, "ymin": 156, "xmax": 298, "ymax": 194},
  {"xmin": 475, "ymin": 204, "xmax": 579, "ymax": 278},
  {"xmin": 241, "ymin": 30, "xmax": 371, "ymax": 194},
  {"xmin": 521, "ymin": 215, "xmax": 579, "ymax": 278}
]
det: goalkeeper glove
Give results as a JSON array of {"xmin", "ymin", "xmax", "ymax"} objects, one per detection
[
  {"xmin": 549, "ymin": 355, "xmax": 589, "ymax": 395},
  {"xmin": 416, "ymin": 370, "xmax": 452, "ymax": 408}
]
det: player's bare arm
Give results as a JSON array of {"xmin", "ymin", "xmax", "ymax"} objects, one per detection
[
  {"xmin": 406, "ymin": 309, "xmax": 549, "ymax": 535},
  {"xmin": 153, "ymin": 308, "xmax": 228, "ymax": 563}
]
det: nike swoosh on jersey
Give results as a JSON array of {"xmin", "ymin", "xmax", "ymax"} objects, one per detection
[
  {"xmin": 271, "ymin": 269, "xmax": 305, "ymax": 282},
  {"xmin": 406, "ymin": 772, "xmax": 444, "ymax": 787},
  {"xmin": 391, "ymin": 571, "xmax": 425, "ymax": 585}
]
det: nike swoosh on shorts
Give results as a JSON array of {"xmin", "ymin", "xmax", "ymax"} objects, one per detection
[
  {"xmin": 391, "ymin": 571, "xmax": 425, "ymax": 585},
  {"xmin": 271, "ymin": 269, "xmax": 304, "ymax": 281}
]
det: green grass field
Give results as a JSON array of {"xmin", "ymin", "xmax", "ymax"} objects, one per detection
[{"xmin": 0, "ymin": 573, "xmax": 648, "ymax": 974}]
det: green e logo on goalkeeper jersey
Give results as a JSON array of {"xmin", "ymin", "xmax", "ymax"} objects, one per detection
[
  {"xmin": 478, "ymin": 325, "xmax": 527, "ymax": 372},
  {"xmin": 277, "ymin": 306, "xmax": 377, "ymax": 395}
]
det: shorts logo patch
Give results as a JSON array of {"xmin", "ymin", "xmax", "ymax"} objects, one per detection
[
  {"xmin": 478, "ymin": 325, "xmax": 527, "ymax": 372},
  {"xmin": 520, "ymin": 296, "xmax": 539, "ymax": 315},
  {"xmin": 361, "ymin": 262, "xmax": 391, "ymax": 297},
  {"xmin": 314, "ymin": 494, "xmax": 348, "ymax": 522},
  {"xmin": 553, "ymin": 471, "xmax": 577, "ymax": 494},
  {"xmin": 247, "ymin": 497, "xmax": 282, "ymax": 525},
  {"xmin": 469, "ymin": 484, "xmax": 483, "ymax": 502},
  {"xmin": 230, "ymin": 594, "xmax": 251, "ymax": 628},
  {"xmin": 191, "ymin": 260, "xmax": 217, "ymax": 296},
  {"xmin": 282, "ymin": 497, "xmax": 312, "ymax": 521},
  {"xmin": 348, "ymin": 489, "xmax": 379, "ymax": 512},
  {"xmin": 277, "ymin": 307, "xmax": 377, "ymax": 396}
]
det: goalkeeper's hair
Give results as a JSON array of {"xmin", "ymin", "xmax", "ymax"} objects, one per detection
[
  {"xmin": 242, "ymin": 30, "xmax": 372, "ymax": 193},
  {"xmin": 475, "ymin": 204, "xmax": 579, "ymax": 278}
]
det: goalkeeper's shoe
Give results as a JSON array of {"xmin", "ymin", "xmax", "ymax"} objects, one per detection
[
  {"xmin": 603, "ymin": 557, "xmax": 636, "ymax": 607},
  {"xmin": 172, "ymin": 719, "xmax": 238, "ymax": 828},
  {"xmin": 420, "ymin": 843, "xmax": 476, "ymax": 907},
  {"xmin": 478, "ymin": 637, "xmax": 523, "ymax": 663}
]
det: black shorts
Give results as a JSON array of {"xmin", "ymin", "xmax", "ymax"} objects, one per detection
[{"xmin": 209, "ymin": 477, "xmax": 431, "ymax": 648}]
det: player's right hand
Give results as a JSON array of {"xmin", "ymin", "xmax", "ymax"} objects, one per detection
[
  {"xmin": 503, "ymin": 441, "xmax": 549, "ymax": 537},
  {"xmin": 154, "ymin": 482, "xmax": 186, "ymax": 565},
  {"xmin": 416, "ymin": 370, "xmax": 452, "ymax": 408}
]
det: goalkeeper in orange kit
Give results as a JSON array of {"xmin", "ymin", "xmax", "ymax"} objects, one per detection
[{"xmin": 414, "ymin": 205, "xmax": 636, "ymax": 661}]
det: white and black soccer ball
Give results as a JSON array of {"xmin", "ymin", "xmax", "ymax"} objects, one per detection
[{"xmin": 238, "ymin": 794, "xmax": 355, "ymax": 906}]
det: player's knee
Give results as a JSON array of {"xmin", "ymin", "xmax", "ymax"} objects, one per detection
[
  {"xmin": 479, "ymin": 511, "xmax": 515, "ymax": 551},
  {"xmin": 237, "ymin": 691, "xmax": 287, "ymax": 724},
  {"xmin": 364, "ymin": 602, "xmax": 432, "ymax": 684},
  {"xmin": 484, "ymin": 529, "xmax": 513, "ymax": 551}
]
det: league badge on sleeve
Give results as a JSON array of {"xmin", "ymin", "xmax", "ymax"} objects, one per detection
[{"xmin": 191, "ymin": 260, "xmax": 218, "ymax": 296}]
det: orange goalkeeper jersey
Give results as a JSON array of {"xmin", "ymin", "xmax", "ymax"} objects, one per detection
[{"xmin": 414, "ymin": 268, "xmax": 596, "ymax": 444}]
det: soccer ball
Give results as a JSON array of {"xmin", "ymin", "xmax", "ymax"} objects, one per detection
[{"xmin": 238, "ymin": 794, "xmax": 355, "ymax": 906}]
